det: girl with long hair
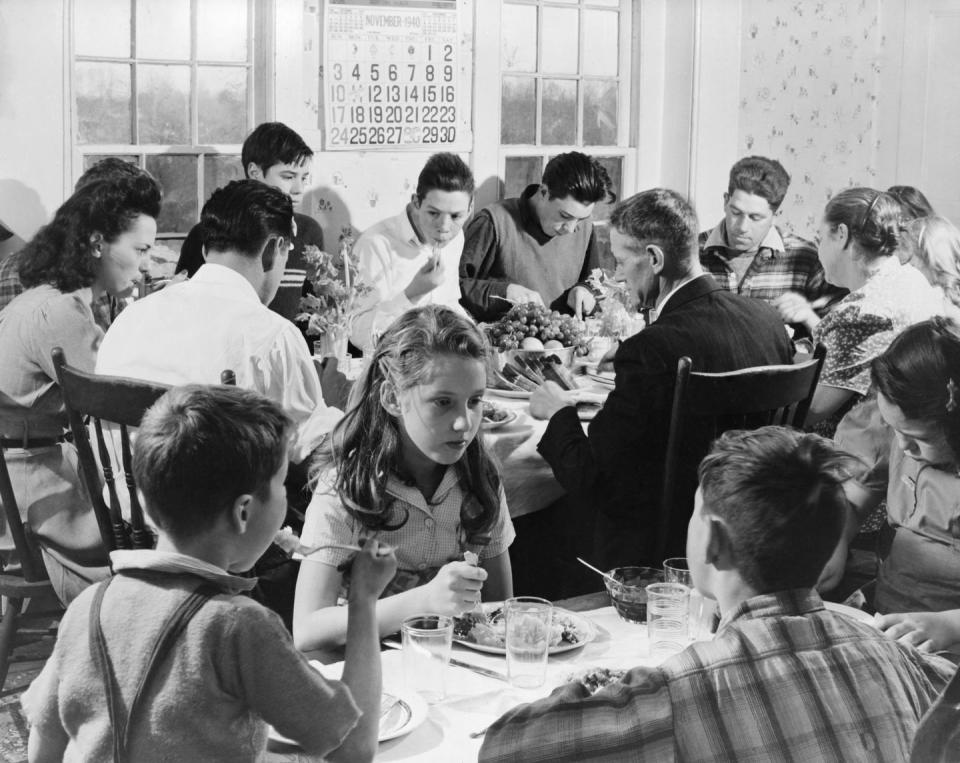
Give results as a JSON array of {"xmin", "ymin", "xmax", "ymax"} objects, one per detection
[{"xmin": 293, "ymin": 305, "xmax": 514, "ymax": 649}]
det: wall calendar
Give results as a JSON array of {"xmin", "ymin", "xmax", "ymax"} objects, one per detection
[{"xmin": 322, "ymin": 0, "xmax": 472, "ymax": 151}]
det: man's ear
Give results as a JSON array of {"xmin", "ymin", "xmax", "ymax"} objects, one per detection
[
  {"xmin": 706, "ymin": 515, "xmax": 735, "ymax": 570},
  {"xmin": 410, "ymin": 193, "xmax": 421, "ymax": 208},
  {"xmin": 380, "ymin": 380, "xmax": 402, "ymax": 416},
  {"xmin": 230, "ymin": 494, "xmax": 254, "ymax": 534},
  {"xmin": 247, "ymin": 162, "xmax": 264, "ymax": 180},
  {"xmin": 260, "ymin": 236, "xmax": 279, "ymax": 274},
  {"xmin": 646, "ymin": 244, "xmax": 666, "ymax": 275},
  {"xmin": 722, "ymin": 191, "xmax": 730, "ymax": 206}
]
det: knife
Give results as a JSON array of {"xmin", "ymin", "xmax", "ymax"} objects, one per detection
[{"xmin": 382, "ymin": 639, "xmax": 508, "ymax": 682}]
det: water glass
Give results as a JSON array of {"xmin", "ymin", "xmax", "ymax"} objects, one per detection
[
  {"xmin": 401, "ymin": 614, "xmax": 453, "ymax": 703},
  {"xmin": 663, "ymin": 557, "xmax": 715, "ymax": 642},
  {"xmin": 646, "ymin": 583, "xmax": 690, "ymax": 659},
  {"xmin": 504, "ymin": 596, "xmax": 553, "ymax": 689}
]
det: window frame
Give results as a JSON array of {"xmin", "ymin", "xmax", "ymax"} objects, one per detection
[
  {"xmin": 473, "ymin": 0, "xmax": 637, "ymax": 213},
  {"xmin": 66, "ymin": 0, "xmax": 273, "ymax": 242}
]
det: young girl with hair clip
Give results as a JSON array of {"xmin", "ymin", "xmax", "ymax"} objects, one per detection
[
  {"xmin": 821, "ymin": 318, "xmax": 960, "ymax": 653},
  {"xmin": 293, "ymin": 305, "xmax": 514, "ymax": 650}
]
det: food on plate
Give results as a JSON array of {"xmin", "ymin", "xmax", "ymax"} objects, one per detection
[
  {"xmin": 453, "ymin": 607, "xmax": 587, "ymax": 650},
  {"xmin": 566, "ymin": 667, "xmax": 627, "ymax": 695},
  {"xmin": 482, "ymin": 401, "xmax": 511, "ymax": 424},
  {"xmin": 486, "ymin": 302, "xmax": 589, "ymax": 354}
]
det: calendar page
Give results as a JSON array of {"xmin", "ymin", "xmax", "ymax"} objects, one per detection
[{"xmin": 322, "ymin": 0, "xmax": 471, "ymax": 151}]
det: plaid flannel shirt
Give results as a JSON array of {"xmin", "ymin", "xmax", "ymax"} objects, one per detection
[
  {"xmin": 699, "ymin": 223, "xmax": 846, "ymax": 310},
  {"xmin": 480, "ymin": 590, "xmax": 954, "ymax": 763},
  {"xmin": 0, "ymin": 251, "xmax": 24, "ymax": 312}
]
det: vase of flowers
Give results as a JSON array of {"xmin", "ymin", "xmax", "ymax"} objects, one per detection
[{"xmin": 296, "ymin": 228, "xmax": 372, "ymax": 360}]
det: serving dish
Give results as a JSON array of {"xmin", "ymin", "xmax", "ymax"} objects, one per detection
[{"xmin": 453, "ymin": 603, "xmax": 596, "ymax": 655}]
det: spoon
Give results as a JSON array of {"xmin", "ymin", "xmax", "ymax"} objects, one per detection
[{"xmin": 576, "ymin": 557, "xmax": 618, "ymax": 586}]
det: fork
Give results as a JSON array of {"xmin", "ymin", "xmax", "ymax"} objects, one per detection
[{"xmin": 296, "ymin": 542, "xmax": 364, "ymax": 558}]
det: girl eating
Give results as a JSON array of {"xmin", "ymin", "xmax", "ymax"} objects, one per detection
[
  {"xmin": 822, "ymin": 318, "xmax": 960, "ymax": 651},
  {"xmin": 293, "ymin": 305, "xmax": 514, "ymax": 650}
]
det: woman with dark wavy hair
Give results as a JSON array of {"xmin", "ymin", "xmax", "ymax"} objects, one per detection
[{"xmin": 0, "ymin": 172, "xmax": 161, "ymax": 603}]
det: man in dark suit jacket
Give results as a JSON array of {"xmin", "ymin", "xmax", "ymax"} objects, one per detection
[{"xmin": 530, "ymin": 188, "xmax": 794, "ymax": 569}]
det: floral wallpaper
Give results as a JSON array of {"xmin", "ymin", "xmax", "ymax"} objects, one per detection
[{"xmin": 739, "ymin": 0, "xmax": 885, "ymax": 238}]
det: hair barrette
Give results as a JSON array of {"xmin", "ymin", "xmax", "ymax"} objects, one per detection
[{"xmin": 947, "ymin": 378, "xmax": 958, "ymax": 414}]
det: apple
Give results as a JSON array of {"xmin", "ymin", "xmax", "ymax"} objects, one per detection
[
  {"xmin": 520, "ymin": 336, "xmax": 545, "ymax": 351},
  {"xmin": 543, "ymin": 339, "xmax": 564, "ymax": 349}
]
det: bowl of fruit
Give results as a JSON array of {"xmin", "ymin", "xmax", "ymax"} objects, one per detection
[{"xmin": 486, "ymin": 303, "xmax": 589, "ymax": 367}]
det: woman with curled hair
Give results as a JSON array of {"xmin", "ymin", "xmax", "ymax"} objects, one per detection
[
  {"xmin": 0, "ymin": 172, "xmax": 161, "ymax": 603},
  {"xmin": 822, "ymin": 319, "xmax": 960, "ymax": 653},
  {"xmin": 293, "ymin": 305, "xmax": 514, "ymax": 651},
  {"xmin": 778, "ymin": 188, "xmax": 940, "ymax": 425}
]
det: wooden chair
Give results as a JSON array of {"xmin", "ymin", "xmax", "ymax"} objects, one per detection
[
  {"xmin": 0, "ymin": 448, "xmax": 60, "ymax": 693},
  {"xmin": 655, "ymin": 344, "xmax": 827, "ymax": 562},
  {"xmin": 52, "ymin": 348, "xmax": 170, "ymax": 553}
]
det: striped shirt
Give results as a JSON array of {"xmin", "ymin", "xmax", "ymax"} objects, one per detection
[
  {"xmin": 699, "ymin": 222, "xmax": 847, "ymax": 309},
  {"xmin": 480, "ymin": 590, "xmax": 955, "ymax": 763},
  {"xmin": 0, "ymin": 251, "xmax": 23, "ymax": 312}
]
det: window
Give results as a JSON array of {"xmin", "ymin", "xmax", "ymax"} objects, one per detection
[
  {"xmin": 494, "ymin": 0, "xmax": 632, "ymax": 220},
  {"xmin": 71, "ymin": 0, "xmax": 262, "ymax": 245}
]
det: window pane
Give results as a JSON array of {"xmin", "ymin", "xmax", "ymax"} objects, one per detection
[
  {"xmin": 505, "ymin": 156, "xmax": 543, "ymax": 199},
  {"xmin": 82, "ymin": 155, "xmax": 140, "ymax": 172},
  {"xmin": 542, "ymin": 79, "xmax": 576, "ymax": 145},
  {"xmin": 589, "ymin": 0, "xmax": 621, "ymax": 7},
  {"xmin": 204, "ymin": 155, "xmax": 244, "ymax": 201},
  {"xmin": 198, "ymin": 0, "xmax": 248, "ymax": 62},
  {"xmin": 583, "ymin": 80, "xmax": 617, "ymax": 145},
  {"xmin": 501, "ymin": 76, "xmax": 536, "ymax": 144},
  {"xmin": 501, "ymin": 4, "xmax": 537, "ymax": 72},
  {"xmin": 583, "ymin": 10, "xmax": 618, "ymax": 76},
  {"xmin": 146, "ymin": 155, "xmax": 198, "ymax": 233},
  {"xmin": 76, "ymin": 62, "xmax": 132, "ymax": 144},
  {"xmin": 138, "ymin": 64, "xmax": 190, "ymax": 144},
  {"xmin": 75, "ymin": 0, "xmax": 130, "ymax": 58},
  {"xmin": 198, "ymin": 66, "xmax": 247, "ymax": 143},
  {"xmin": 593, "ymin": 156, "xmax": 622, "ymax": 222},
  {"xmin": 541, "ymin": 7, "xmax": 578, "ymax": 74},
  {"xmin": 136, "ymin": 0, "xmax": 190, "ymax": 60}
]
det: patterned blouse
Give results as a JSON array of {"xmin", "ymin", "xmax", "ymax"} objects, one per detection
[{"xmin": 814, "ymin": 257, "xmax": 940, "ymax": 395}]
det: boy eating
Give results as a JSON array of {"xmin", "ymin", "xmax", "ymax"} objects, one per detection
[{"xmin": 23, "ymin": 385, "xmax": 395, "ymax": 762}]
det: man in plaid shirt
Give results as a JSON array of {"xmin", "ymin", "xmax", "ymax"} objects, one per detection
[
  {"xmin": 480, "ymin": 427, "xmax": 954, "ymax": 762},
  {"xmin": 699, "ymin": 156, "xmax": 846, "ymax": 329}
]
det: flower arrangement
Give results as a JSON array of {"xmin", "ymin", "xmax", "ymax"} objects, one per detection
[
  {"xmin": 296, "ymin": 228, "xmax": 372, "ymax": 338},
  {"xmin": 586, "ymin": 268, "xmax": 645, "ymax": 339}
]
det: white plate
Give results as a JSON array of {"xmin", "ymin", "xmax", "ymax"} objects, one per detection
[
  {"xmin": 481, "ymin": 409, "xmax": 520, "ymax": 430},
  {"xmin": 486, "ymin": 387, "xmax": 531, "ymax": 400},
  {"xmin": 824, "ymin": 601, "xmax": 875, "ymax": 625},
  {"xmin": 268, "ymin": 663, "xmax": 428, "ymax": 746},
  {"xmin": 453, "ymin": 604, "xmax": 596, "ymax": 655}
]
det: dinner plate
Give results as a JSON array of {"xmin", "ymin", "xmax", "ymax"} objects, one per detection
[
  {"xmin": 481, "ymin": 409, "xmax": 520, "ymax": 430},
  {"xmin": 268, "ymin": 663, "xmax": 428, "ymax": 746},
  {"xmin": 824, "ymin": 600, "xmax": 875, "ymax": 625},
  {"xmin": 454, "ymin": 604, "xmax": 596, "ymax": 655}
]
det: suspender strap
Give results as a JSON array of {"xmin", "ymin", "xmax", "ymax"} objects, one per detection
[{"xmin": 89, "ymin": 574, "xmax": 219, "ymax": 763}]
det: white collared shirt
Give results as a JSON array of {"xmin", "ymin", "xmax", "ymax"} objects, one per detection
[
  {"xmin": 96, "ymin": 263, "xmax": 341, "ymax": 462},
  {"xmin": 349, "ymin": 207, "xmax": 468, "ymax": 351},
  {"xmin": 110, "ymin": 549, "xmax": 258, "ymax": 593},
  {"xmin": 650, "ymin": 273, "xmax": 713, "ymax": 322}
]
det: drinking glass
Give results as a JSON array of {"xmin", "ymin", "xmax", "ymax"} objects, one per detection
[
  {"xmin": 504, "ymin": 596, "xmax": 553, "ymax": 689},
  {"xmin": 646, "ymin": 582, "xmax": 690, "ymax": 659},
  {"xmin": 663, "ymin": 557, "xmax": 715, "ymax": 641},
  {"xmin": 401, "ymin": 614, "xmax": 453, "ymax": 703}
]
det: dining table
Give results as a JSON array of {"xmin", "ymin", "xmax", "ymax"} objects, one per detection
[{"xmin": 265, "ymin": 591, "xmax": 669, "ymax": 763}]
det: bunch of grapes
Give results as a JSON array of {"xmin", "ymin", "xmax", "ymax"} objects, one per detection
[{"xmin": 486, "ymin": 303, "xmax": 589, "ymax": 354}]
